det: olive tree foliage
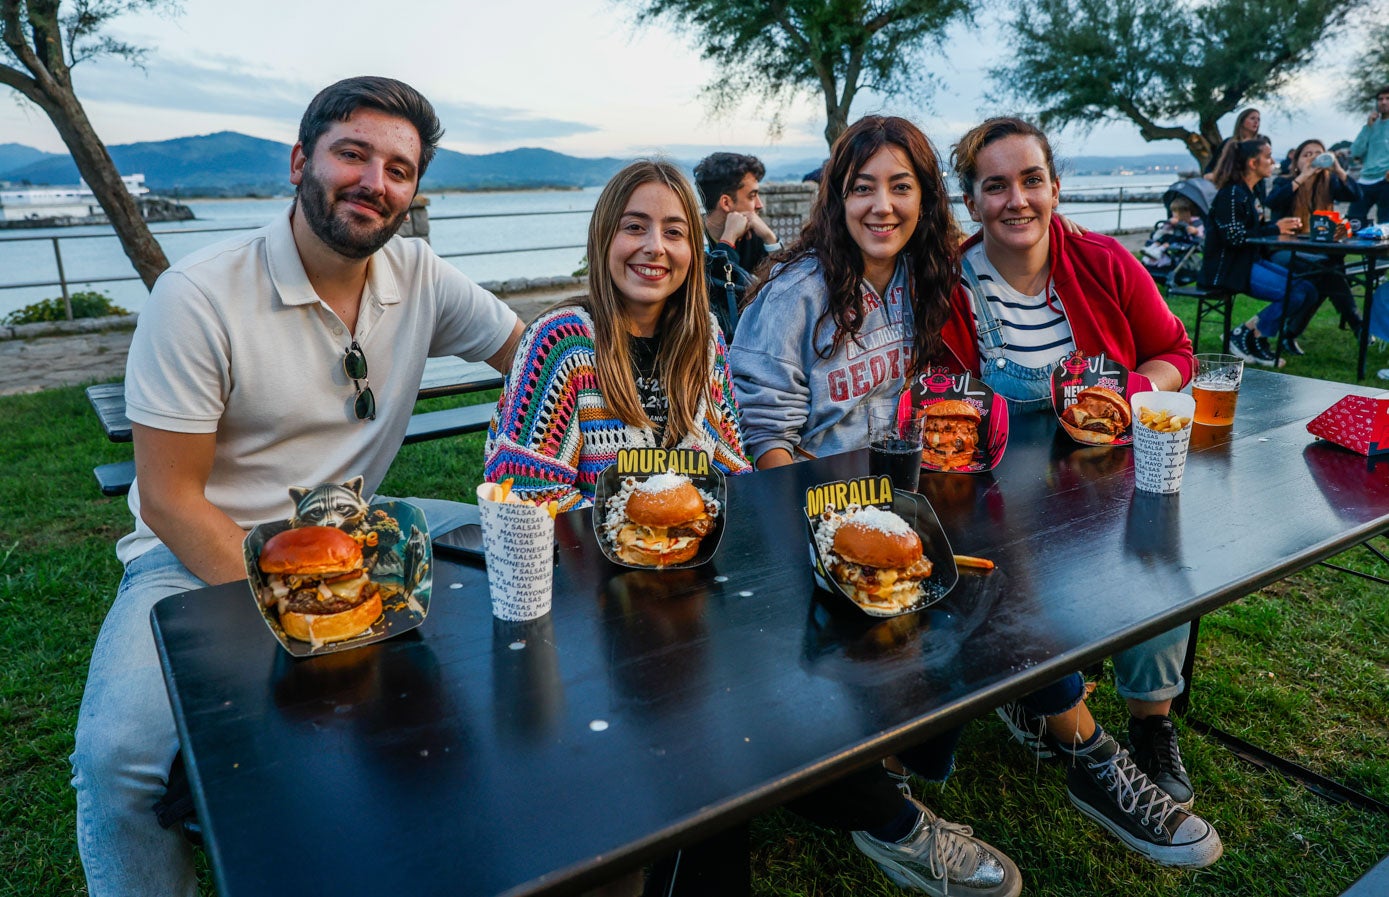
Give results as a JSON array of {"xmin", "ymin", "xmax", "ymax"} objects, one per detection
[
  {"xmin": 630, "ymin": 0, "xmax": 974, "ymax": 149},
  {"xmin": 989, "ymin": 0, "xmax": 1364, "ymax": 168},
  {"xmin": 1345, "ymin": 18, "xmax": 1389, "ymax": 112},
  {"xmin": 1, "ymin": 0, "xmax": 177, "ymax": 288}
]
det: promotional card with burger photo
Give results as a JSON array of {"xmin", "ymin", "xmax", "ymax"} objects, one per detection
[
  {"xmin": 595, "ymin": 448, "xmax": 727, "ymax": 570},
  {"xmin": 803, "ymin": 476, "xmax": 958, "ymax": 618},
  {"xmin": 905, "ymin": 367, "xmax": 1009, "ymax": 473},
  {"xmin": 242, "ymin": 479, "xmax": 432, "ymax": 657},
  {"xmin": 1051, "ymin": 351, "xmax": 1153, "ymax": 447}
]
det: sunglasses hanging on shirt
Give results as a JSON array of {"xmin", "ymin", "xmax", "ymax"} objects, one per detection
[{"xmin": 342, "ymin": 340, "xmax": 376, "ymax": 421}]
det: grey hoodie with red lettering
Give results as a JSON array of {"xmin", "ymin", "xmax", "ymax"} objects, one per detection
[{"xmin": 730, "ymin": 254, "xmax": 914, "ymax": 465}]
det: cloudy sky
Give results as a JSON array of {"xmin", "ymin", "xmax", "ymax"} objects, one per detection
[{"xmin": 0, "ymin": 0, "xmax": 1368, "ymax": 166}]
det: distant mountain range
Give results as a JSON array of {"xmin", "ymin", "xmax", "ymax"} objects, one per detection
[
  {"xmin": 0, "ymin": 132, "xmax": 631, "ymax": 196},
  {"xmin": 0, "ymin": 132, "xmax": 1200, "ymax": 195}
]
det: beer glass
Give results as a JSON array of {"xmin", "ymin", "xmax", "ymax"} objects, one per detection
[{"xmin": 1192, "ymin": 353, "xmax": 1243, "ymax": 427}]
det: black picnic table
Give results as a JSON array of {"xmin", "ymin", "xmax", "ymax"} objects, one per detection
[{"xmin": 151, "ymin": 370, "xmax": 1389, "ymax": 897}]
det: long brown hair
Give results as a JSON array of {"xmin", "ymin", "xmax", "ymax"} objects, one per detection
[
  {"xmin": 1288, "ymin": 139, "xmax": 1333, "ymax": 232},
  {"xmin": 1211, "ymin": 139, "xmax": 1269, "ymax": 190},
  {"xmin": 577, "ymin": 159, "xmax": 712, "ymax": 446},
  {"xmin": 747, "ymin": 115, "xmax": 960, "ymax": 376}
]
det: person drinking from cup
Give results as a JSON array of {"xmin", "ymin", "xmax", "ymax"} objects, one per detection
[
  {"xmin": 1203, "ymin": 138, "xmax": 1318, "ymax": 366},
  {"xmin": 484, "ymin": 159, "xmax": 750, "ymax": 511},
  {"xmin": 941, "ymin": 116, "xmax": 1222, "ymax": 870},
  {"xmin": 732, "ymin": 115, "xmax": 1026, "ymax": 897},
  {"xmin": 1265, "ymin": 138, "xmax": 1365, "ymax": 353}
]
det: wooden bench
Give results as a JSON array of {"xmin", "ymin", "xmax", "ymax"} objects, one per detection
[
  {"xmin": 1166, "ymin": 283, "xmax": 1235, "ymax": 352},
  {"xmin": 88, "ymin": 356, "xmax": 504, "ymax": 496}
]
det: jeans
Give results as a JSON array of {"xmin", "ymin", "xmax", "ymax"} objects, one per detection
[
  {"xmin": 71, "ymin": 544, "xmax": 202, "ymax": 897},
  {"xmin": 978, "ymin": 355, "xmax": 1057, "ymax": 413},
  {"xmin": 1347, "ymin": 178, "xmax": 1389, "ymax": 225},
  {"xmin": 71, "ymin": 498, "xmax": 474, "ymax": 897},
  {"xmin": 1016, "ymin": 622, "xmax": 1189, "ymax": 724},
  {"xmin": 1247, "ymin": 259, "xmax": 1319, "ymax": 338}
]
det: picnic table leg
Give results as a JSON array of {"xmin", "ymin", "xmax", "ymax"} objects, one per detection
[{"xmin": 1359, "ymin": 255, "xmax": 1383, "ymax": 381}]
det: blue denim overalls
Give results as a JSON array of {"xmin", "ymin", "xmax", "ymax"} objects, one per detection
[{"xmin": 961, "ymin": 255, "xmax": 1065, "ymax": 413}]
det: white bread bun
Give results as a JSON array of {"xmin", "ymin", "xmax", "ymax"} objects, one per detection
[
  {"xmin": 259, "ymin": 526, "xmax": 362, "ymax": 576},
  {"xmin": 279, "ymin": 585, "xmax": 382, "ymax": 645},
  {"xmin": 625, "ymin": 476, "xmax": 703, "ymax": 528},
  {"xmin": 832, "ymin": 507, "xmax": 922, "ymax": 569}
]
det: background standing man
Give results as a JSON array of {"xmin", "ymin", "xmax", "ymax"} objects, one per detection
[
  {"xmin": 69, "ymin": 76, "xmax": 523, "ymax": 897},
  {"xmin": 693, "ymin": 152, "xmax": 782, "ymax": 336},
  {"xmin": 1348, "ymin": 86, "xmax": 1389, "ymax": 224}
]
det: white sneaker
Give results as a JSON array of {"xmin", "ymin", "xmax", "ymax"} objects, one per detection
[{"xmin": 1376, "ymin": 368, "xmax": 1389, "ymax": 381}]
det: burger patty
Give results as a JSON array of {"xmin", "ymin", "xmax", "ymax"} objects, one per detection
[
  {"xmin": 668, "ymin": 516, "xmax": 714, "ymax": 540},
  {"xmin": 271, "ymin": 571, "xmax": 374, "ymax": 615},
  {"xmin": 828, "ymin": 555, "xmax": 934, "ymax": 589}
]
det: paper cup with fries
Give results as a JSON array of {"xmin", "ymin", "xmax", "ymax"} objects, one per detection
[
  {"xmin": 476, "ymin": 479, "xmax": 558, "ymax": 621},
  {"xmin": 1129, "ymin": 392, "xmax": 1196, "ymax": 494}
]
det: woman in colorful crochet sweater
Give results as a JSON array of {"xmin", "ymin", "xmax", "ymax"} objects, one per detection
[{"xmin": 485, "ymin": 160, "xmax": 750, "ymax": 510}]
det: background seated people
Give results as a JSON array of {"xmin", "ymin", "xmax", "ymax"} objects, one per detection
[
  {"xmin": 942, "ymin": 116, "xmax": 1219, "ymax": 870},
  {"xmin": 732, "ymin": 114, "xmax": 1024, "ymax": 897},
  {"xmin": 693, "ymin": 152, "xmax": 781, "ymax": 338},
  {"xmin": 1348, "ymin": 86, "xmax": 1389, "ymax": 224},
  {"xmin": 1203, "ymin": 108, "xmax": 1263, "ymax": 181},
  {"xmin": 1202, "ymin": 139, "xmax": 1316, "ymax": 366},
  {"xmin": 484, "ymin": 159, "xmax": 750, "ymax": 511},
  {"xmin": 1266, "ymin": 138, "xmax": 1365, "ymax": 353}
]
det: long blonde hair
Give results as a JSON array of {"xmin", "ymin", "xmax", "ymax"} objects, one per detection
[{"xmin": 579, "ymin": 159, "xmax": 712, "ymax": 446}]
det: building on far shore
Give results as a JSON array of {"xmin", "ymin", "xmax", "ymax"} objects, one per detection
[{"xmin": 0, "ymin": 175, "xmax": 149, "ymax": 222}]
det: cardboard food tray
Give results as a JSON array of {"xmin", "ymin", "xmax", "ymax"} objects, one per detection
[
  {"xmin": 903, "ymin": 369, "xmax": 1010, "ymax": 473},
  {"xmin": 1051, "ymin": 350, "xmax": 1152, "ymax": 447},
  {"xmin": 593, "ymin": 450, "xmax": 728, "ymax": 570},
  {"xmin": 243, "ymin": 500, "xmax": 432, "ymax": 657},
  {"xmin": 803, "ymin": 477, "xmax": 958, "ymax": 618}
]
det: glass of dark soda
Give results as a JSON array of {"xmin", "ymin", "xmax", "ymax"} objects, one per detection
[{"xmin": 867, "ymin": 401, "xmax": 924, "ymax": 492}]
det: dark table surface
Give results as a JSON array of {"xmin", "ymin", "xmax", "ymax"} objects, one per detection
[
  {"xmin": 152, "ymin": 370, "xmax": 1389, "ymax": 897},
  {"xmin": 86, "ymin": 356, "xmax": 502, "ymax": 443},
  {"xmin": 1247, "ymin": 235, "xmax": 1389, "ymax": 380}
]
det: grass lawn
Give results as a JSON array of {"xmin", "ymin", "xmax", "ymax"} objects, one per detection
[{"xmin": 1, "ymin": 296, "xmax": 1386, "ymax": 896}]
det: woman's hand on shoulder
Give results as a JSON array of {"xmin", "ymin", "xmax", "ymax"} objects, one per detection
[{"xmin": 1056, "ymin": 213, "xmax": 1088, "ymax": 236}]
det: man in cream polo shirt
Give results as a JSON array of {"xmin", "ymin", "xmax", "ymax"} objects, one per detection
[{"xmin": 70, "ymin": 76, "xmax": 523, "ymax": 897}]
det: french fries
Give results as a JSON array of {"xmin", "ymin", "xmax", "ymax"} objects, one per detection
[
  {"xmin": 1137, "ymin": 407, "xmax": 1191, "ymax": 433},
  {"xmin": 954, "ymin": 554, "xmax": 995, "ymax": 571},
  {"xmin": 480, "ymin": 478, "xmax": 561, "ymax": 516}
]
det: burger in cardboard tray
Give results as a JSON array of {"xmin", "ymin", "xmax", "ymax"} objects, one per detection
[
  {"xmin": 804, "ymin": 476, "xmax": 958, "ymax": 617},
  {"xmin": 906, "ymin": 368, "xmax": 1009, "ymax": 473},
  {"xmin": 1051, "ymin": 350, "xmax": 1152, "ymax": 447},
  {"xmin": 243, "ymin": 479, "xmax": 432, "ymax": 656},
  {"xmin": 595, "ymin": 448, "xmax": 727, "ymax": 569}
]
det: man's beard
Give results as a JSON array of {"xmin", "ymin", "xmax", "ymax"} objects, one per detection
[{"xmin": 296, "ymin": 163, "xmax": 410, "ymax": 259}]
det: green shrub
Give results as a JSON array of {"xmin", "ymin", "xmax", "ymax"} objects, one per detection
[{"xmin": 2, "ymin": 291, "xmax": 131, "ymax": 326}]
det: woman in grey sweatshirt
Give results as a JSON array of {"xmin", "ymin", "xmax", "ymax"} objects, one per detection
[{"xmin": 730, "ymin": 115, "xmax": 963, "ymax": 468}]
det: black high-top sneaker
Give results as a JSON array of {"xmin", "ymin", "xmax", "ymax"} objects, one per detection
[
  {"xmin": 1064, "ymin": 730, "xmax": 1222, "ymax": 868},
  {"xmin": 1127, "ymin": 714, "xmax": 1194, "ymax": 808}
]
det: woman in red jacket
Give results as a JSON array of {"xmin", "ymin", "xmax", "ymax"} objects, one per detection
[
  {"xmin": 938, "ymin": 117, "xmax": 1221, "ymax": 870},
  {"xmin": 939, "ymin": 117, "xmax": 1193, "ymax": 411}
]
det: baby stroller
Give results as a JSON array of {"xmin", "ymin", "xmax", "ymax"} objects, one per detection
[{"xmin": 1140, "ymin": 178, "xmax": 1216, "ymax": 287}]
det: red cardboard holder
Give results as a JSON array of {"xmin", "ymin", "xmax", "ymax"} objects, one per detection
[{"xmin": 1306, "ymin": 395, "xmax": 1389, "ymax": 455}]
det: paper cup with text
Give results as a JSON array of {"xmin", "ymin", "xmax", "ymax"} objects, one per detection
[
  {"xmin": 1129, "ymin": 391, "xmax": 1196, "ymax": 494},
  {"xmin": 476, "ymin": 482, "xmax": 555, "ymax": 621}
]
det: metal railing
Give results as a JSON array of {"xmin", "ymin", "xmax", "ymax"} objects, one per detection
[
  {"xmin": 0, "ymin": 208, "xmax": 593, "ymax": 320},
  {"xmin": 1, "ymin": 185, "xmax": 1177, "ymax": 319}
]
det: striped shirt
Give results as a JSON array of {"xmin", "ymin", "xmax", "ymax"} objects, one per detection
[{"xmin": 965, "ymin": 242, "xmax": 1074, "ymax": 368}]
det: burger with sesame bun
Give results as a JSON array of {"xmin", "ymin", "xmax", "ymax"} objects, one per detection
[
  {"xmin": 612, "ymin": 473, "xmax": 715, "ymax": 567},
  {"xmin": 827, "ymin": 506, "xmax": 933, "ymax": 613},
  {"xmin": 257, "ymin": 525, "xmax": 381, "ymax": 645}
]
